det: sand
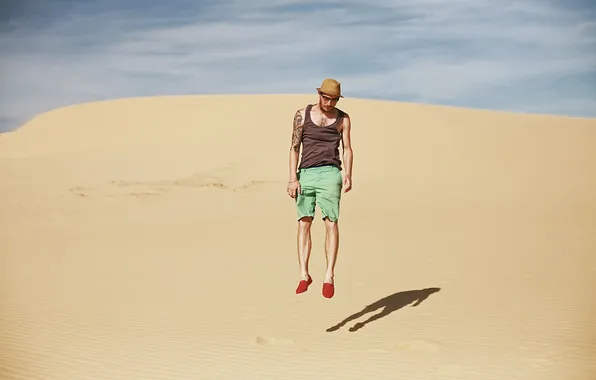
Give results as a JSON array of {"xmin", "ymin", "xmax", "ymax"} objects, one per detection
[{"xmin": 1, "ymin": 94, "xmax": 595, "ymax": 379}]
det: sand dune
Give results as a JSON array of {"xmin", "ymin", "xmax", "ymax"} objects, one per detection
[{"xmin": 1, "ymin": 94, "xmax": 595, "ymax": 380}]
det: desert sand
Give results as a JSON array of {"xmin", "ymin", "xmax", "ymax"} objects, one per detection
[{"xmin": 1, "ymin": 94, "xmax": 595, "ymax": 380}]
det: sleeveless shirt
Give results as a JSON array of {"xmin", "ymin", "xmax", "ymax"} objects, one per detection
[{"xmin": 299, "ymin": 104, "xmax": 344, "ymax": 170}]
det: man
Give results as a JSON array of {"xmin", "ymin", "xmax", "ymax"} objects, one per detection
[{"xmin": 287, "ymin": 78, "xmax": 353, "ymax": 299}]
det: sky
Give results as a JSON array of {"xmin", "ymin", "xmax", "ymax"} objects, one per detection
[{"xmin": 1, "ymin": 0, "xmax": 595, "ymax": 132}]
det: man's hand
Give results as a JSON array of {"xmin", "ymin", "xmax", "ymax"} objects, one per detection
[
  {"xmin": 288, "ymin": 180, "xmax": 301, "ymax": 198},
  {"xmin": 343, "ymin": 175, "xmax": 352, "ymax": 193}
]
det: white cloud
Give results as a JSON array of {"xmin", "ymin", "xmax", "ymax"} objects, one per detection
[{"xmin": 0, "ymin": 0, "xmax": 594, "ymax": 132}]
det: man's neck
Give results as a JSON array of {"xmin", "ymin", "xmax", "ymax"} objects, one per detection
[{"xmin": 314, "ymin": 104, "xmax": 337, "ymax": 117}]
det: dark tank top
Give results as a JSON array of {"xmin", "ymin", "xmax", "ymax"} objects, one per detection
[{"xmin": 299, "ymin": 104, "xmax": 344, "ymax": 170}]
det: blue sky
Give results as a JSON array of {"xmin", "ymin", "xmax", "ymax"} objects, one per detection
[{"xmin": 1, "ymin": 0, "xmax": 595, "ymax": 132}]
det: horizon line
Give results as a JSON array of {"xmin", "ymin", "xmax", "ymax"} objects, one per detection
[{"xmin": 3, "ymin": 93, "xmax": 595, "ymax": 134}]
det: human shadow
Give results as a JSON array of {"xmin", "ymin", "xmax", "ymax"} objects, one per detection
[{"xmin": 326, "ymin": 287, "xmax": 441, "ymax": 332}]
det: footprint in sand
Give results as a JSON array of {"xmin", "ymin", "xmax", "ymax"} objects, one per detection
[
  {"xmin": 69, "ymin": 177, "xmax": 276, "ymax": 198},
  {"xmin": 232, "ymin": 180, "xmax": 279, "ymax": 192},
  {"xmin": 69, "ymin": 184, "xmax": 167, "ymax": 198},
  {"xmin": 67, "ymin": 163, "xmax": 238, "ymax": 198},
  {"xmin": 69, "ymin": 186, "xmax": 89, "ymax": 197},
  {"xmin": 253, "ymin": 336, "xmax": 295, "ymax": 346}
]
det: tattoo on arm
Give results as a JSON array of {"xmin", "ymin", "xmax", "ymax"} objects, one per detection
[{"xmin": 291, "ymin": 110, "xmax": 303, "ymax": 152}]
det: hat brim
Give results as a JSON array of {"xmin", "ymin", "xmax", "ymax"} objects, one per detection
[{"xmin": 317, "ymin": 88, "xmax": 343, "ymax": 98}]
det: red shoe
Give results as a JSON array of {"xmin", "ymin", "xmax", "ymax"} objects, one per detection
[
  {"xmin": 296, "ymin": 276, "xmax": 313, "ymax": 294},
  {"xmin": 322, "ymin": 282, "xmax": 335, "ymax": 298}
]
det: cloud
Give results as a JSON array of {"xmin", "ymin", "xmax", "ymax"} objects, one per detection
[{"xmin": 1, "ymin": 0, "xmax": 595, "ymax": 132}]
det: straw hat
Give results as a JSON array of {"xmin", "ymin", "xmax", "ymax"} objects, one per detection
[{"xmin": 317, "ymin": 78, "xmax": 343, "ymax": 98}]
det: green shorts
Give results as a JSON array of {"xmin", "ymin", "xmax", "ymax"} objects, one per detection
[{"xmin": 295, "ymin": 165, "xmax": 343, "ymax": 222}]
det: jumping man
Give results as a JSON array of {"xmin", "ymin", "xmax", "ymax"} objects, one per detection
[{"xmin": 287, "ymin": 78, "xmax": 353, "ymax": 299}]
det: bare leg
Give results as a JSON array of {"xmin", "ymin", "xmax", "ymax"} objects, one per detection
[
  {"xmin": 323, "ymin": 218, "xmax": 339, "ymax": 283},
  {"xmin": 297, "ymin": 217, "xmax": 313, "ymax": 280}
]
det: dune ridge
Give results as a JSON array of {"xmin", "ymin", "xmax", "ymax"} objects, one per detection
[{"xmin": 1, "ymin": 95, "xmax": 595, "ymax": 380}]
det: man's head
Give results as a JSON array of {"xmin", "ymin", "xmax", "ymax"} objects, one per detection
[{"xmin": 316, "ymin": 78, "xmax": 343, "ymax": 112}]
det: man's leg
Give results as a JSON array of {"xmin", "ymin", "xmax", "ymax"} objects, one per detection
[
  {"xmin": 295, "ymin": 216, "xmax": 314, "ymax": 293},
  {"xmin": 323, "ymin": 217, "xmax": 339, "ymax": 285},
  {"xmin": 316, "ymin": 166, "xmax": 343, "ymax": 298},
  {"xmin": 297, "ymin": 216, "xmax": 313, "ymax": 280},
  {"xmin": 295, "ymin": 169, "xmax": 316, "ymax": 294}
]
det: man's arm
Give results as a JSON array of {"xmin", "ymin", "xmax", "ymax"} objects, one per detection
[
  {"xmin": 341, "ymin": 114, "xmax": 353, "ymax": 189},
  {"xmin": 289, "ymin": 108, "xmax": 305, "ymax": 182}
]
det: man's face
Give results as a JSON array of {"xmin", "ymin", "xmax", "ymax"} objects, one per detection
[{"xmin": 319, "ymin": 92, "xmax": 339, "ymax": 111}]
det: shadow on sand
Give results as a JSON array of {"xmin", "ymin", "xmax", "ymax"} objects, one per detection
[{"xmin": 326, "ymin": 287, "xmax": 441, "ymax": 332}]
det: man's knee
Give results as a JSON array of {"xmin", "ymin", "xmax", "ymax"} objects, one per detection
[
  {"xmin": 298, "ymin": 216, "xmax": 313, "ymax": 228},
  {"xmin": 323, "ymin": 216, "xmax": 339, "ymax": 227}
]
